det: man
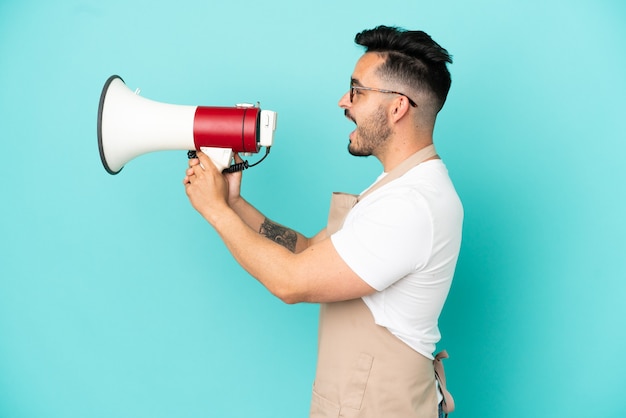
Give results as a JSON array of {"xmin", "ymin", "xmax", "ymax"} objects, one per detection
[{"xmin": 183, "ymin": 25, "xmax": 462, "ymax": 418}]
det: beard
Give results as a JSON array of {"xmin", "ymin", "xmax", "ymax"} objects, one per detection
[{"xmin": 347, "ymin": 106, "xmax": 393, "ymax": 157}]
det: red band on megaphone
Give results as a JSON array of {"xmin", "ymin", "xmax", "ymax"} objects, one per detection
[{"xmin": 193, "ymin": 106, "xmax": 260, "ymax": 153}]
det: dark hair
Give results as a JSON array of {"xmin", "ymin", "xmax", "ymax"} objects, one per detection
[{"xmin": 355, "ymin": 25, "xmax": 453, "ymax": 111}]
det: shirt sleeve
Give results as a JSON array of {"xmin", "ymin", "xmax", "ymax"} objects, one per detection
[{"xmin": 330, "ymin": 188, "xmax": 434, "ymax": 291}]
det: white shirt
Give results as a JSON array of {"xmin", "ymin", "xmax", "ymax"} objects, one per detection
[{"xmin": 331, "ymin": 160, "xmax": 463, "ymax": 359}]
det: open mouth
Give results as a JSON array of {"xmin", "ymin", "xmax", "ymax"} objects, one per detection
[
  {"xmin": 344, "ymin": 109, "xmax": 356, "ymax": 124},
  {"xmin": 345, "ymin": 109, "xmax": 357, "ymax": 140}
]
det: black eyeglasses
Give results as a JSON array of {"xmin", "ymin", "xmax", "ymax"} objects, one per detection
[{"xmin": 350, "ymin": 85, "xmax": 418, "ymax": 107}]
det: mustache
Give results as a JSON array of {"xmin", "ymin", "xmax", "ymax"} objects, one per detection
[{"xmin": 344, "ymin": 109, "xmax": 356, "ymax": 123}]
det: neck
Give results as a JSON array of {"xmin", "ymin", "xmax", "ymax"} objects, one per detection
[{"xmin": 378, "ymin": 137, "xmax": 435, "ymax": 172}]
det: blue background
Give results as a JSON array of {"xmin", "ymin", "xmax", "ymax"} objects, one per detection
[{"xmin": 1, "ymin": 1, "xmax": 625, "ymax": 417}]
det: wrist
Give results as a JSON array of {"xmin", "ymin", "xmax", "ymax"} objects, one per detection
[
  {"xmin": 228, "ymin": 195, "xmax": 246, "ymax": 212},
  {"xmin": 203, "ymin": 202, "xmax": 235, "ymax": 229}
]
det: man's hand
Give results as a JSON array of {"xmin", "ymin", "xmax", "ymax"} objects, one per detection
[
  {"xmin": 183, "ymin": 151, "xmax": 230, "ymax": 224},
  {"xmin": 224, "ymin": 154, "xmax": 244, "ymax": 206}
]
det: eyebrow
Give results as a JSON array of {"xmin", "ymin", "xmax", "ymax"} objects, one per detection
[{"xmin": 350, "ymin": 77, "xmax": 363, "ymax": 87}]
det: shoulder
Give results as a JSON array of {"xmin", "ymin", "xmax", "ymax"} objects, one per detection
[
  {"xmin": 361, "ymin": 160, "xmax": 453, "ymax": 208},
  {"xmin": 356, "ymin": 159, "xmax": 463, "ymax": 227}
]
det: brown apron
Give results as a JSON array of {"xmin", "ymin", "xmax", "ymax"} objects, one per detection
[{"xmin": 310, "ymin": 145, "xmax": 455, "ymax": 418}]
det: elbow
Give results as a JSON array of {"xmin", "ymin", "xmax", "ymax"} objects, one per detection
[
  {"xmin": 273, "ymin": 277, "xmax": 307, "ymax": 305},
  {"xmin": 274, "ymin": 287, "xmax": 304, "ymax": 305},
  {"xmin": 264, "ymin": 256, "xmax": 311, "ymax": 304},
  {"xmin": 279, "ymin": 294, "xmax": 300, "ymax": 305}
]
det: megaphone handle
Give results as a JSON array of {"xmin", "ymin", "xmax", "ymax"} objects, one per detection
[
  {"xmin": 187, "ymin": 147, "xmax": 270, "ymax": 173},
  {"xmin": 188, "ymin": 149, "xmax": 236, "ymax": 172},
  {"xmin": 187, "ymin": 147, "xmax": 234, "ymax": 173}
]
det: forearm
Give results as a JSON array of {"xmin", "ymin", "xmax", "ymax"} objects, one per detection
[
  {"xmin": 207, "ymin": 206, "xmax": 304, "ymax": 302},
  {"xmin": 229, "ymin": 196, "xmax": 311, "ymax": 253},
  {"xmin": 228, "ymin": 196, "xmax": 265, "ymax": 233}
]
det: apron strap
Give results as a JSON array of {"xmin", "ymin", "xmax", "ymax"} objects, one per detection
[
  {"xmin": 357, "ymin": 144, "xmax": 438, "ymax": 202},
  {"xmin": 325, "ymin": 144, "xmax": 438, "ymax": 236},
  {"xmin": 434, "ymin": 350, "xmax": 455, "ymax": 415}
]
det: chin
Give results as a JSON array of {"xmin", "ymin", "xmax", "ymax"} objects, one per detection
[{"xmin": 348, "ymin": 144, "xmax": 371, "ymax": 157}]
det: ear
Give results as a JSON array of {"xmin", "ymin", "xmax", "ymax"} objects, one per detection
[{"xmin": 389, "ymin": 96, "xmax": 411, "ymax": 123}]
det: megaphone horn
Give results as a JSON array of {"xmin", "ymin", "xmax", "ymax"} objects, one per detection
[{"xmin": 97, "ymin": 75, "xmax": 277, "ymax": 174}]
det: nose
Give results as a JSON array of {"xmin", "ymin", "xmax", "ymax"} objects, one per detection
[{"xmin": 338, "ymin": 90, "xmax": 351, "ymax": 109}]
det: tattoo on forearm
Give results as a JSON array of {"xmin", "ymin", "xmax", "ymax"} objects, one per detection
[{"xmin": 260, "ymin": 218, "xmax": 297, "ymax": 252}]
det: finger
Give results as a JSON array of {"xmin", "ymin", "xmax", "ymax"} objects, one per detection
[
  {"xmin": 188, "ymin": 158, "xmax": 200, "ymax": 167},
  {"xmin": 233, "ymin": 153, "xmax": 243, "ymax": 163},
  {"xmin": 196, "ymin": 151, "xmax": 218, "ymax": 173}
]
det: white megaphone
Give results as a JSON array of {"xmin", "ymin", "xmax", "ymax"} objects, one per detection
[{"xmin": 97, "ymin": 75, "xmax": 277, "ymax": 174}]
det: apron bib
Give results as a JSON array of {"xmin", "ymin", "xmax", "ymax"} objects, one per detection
[{"xmin": 310, "ymin": 145, "xmax": 454, "ymax": 418}]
